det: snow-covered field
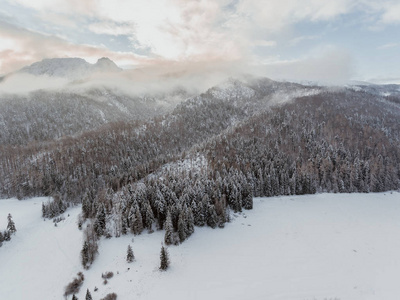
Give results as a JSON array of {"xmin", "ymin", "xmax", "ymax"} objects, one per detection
[{"xmin": 1, "ymin": 192, "xmax": 400, "ymax": 300}]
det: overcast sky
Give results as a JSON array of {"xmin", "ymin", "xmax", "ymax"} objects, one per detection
[{"xmin": 1, "ymin": 0, "xmax": 399, "ymax": 84}]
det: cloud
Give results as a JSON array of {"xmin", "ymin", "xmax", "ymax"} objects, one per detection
[
  {"xmin": 0, "ymin": 58, "xmax": 248, "ymax": 97},
  {"xmin": 368, "ymin": 76, "xmax": 400, "ymax": 85},
  {"xmin": 254, "ymin": 40, "xmax": 277, "ymax": 47},
  {"xmin": 3, "ymin": 0, "xmax": 357, "ymax": 63},
  {"xmin": 0, "ymin": 20, "xmax": 150, "ymax": 75},
  {"xmin": 0, "ymin": 73, "xmax": 69, "ymax": 94},
  {"xmin": 378, "ymin": 42, "xmax": 399, "ymax": 50},
  {"xmin": 380, "ymin": 3, "xmax": 400, "ymax": 24},
  {"xmin": 254, "ymin": 47, "xmax": 354, "ymax": 85},
  {"xmin": 289, "ymin": 35, "xmax": 320, "ymax": 46},
  {"xmin": 88, "ymin": 21, "xmax": 136, "ymax": 36},
  {"xmin": 1, "ymin": 0, "xmax": 399, "ymax": 82}
]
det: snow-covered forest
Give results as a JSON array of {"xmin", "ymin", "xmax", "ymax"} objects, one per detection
[
  {"xmin": 1, "ymin": 79, "xmax": 399, "ymax": 235},
  {"xmin": 1, "ymin": 71, "xmax": 400, "ymax": 299}
]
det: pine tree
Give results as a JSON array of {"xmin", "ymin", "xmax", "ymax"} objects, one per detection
[
  {"xmin": 82, "ymin": 194, "xmax": 91, "ymax": 219},
  {"xmin": 127, "ymin": 244, "xmax": 134, "ymax": 263},
  {"xmin": 94, "ymin": 204, "xmax": 106, "ymax": 237},
  {"xmin": 0, "ymin": 231, "xmax": 4, "ymax": 246},
  {"xmin": 81, "ymin": 241, "xmax": 89, "ymax": 268},
  {"xmin": 144, "ymin": 203, "xmax": 155, "ymax": 232},
  {"xmin": 185, "ymin": 207, "xmax": 195, "ymax": 236},
  {"xmin": 7, "ymin": 213, "xmax": 16, "ymax": 234},
  {"xmin": 3, "ymin": 230, "xmax": 10, "ymax": 241},
  {"xmin": 242, "ymin": 183, "xmax": 253, "ymax": 210},
  {"xmin": 177, "ymin": 211, "xmax": 186, "ymax": 243},
  {"xmin": 42, "ymin": 202, "xmax": 46, "ymax": 218},
  {"xmin": 207, "ymin": 204, "xmax": 218, "ymax": 229},
  {"xmin": 85, "ymin": 288, "xmax": 92, "ymax": 300},
  {"xmin": 121, "ymin": 215, "xmax": 128, "ymax": 235},
  {"xmin": 134, "ymin": 209, "xmax": 144, "ymax": 235},
  {"xmin": 72, "ymin": 295, "xmax": 78, "ymax": 300},
  {"xmin": 164, "ymin": 211, "xmax": 174, "ymax": 245},
  {"xmin": 159, "ymin": 245, "xmax": 169, "ymax": 271}
]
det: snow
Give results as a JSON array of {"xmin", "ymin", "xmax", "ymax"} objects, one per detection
[
  {"xmin": 0, "ymin": 197, "xmax": 82, "ymax": 300},
  {"xmin": 1, "ymin": 192, "xmax": 400, "ymax": 300},
  {"xmin": 271, "ymin": 88, "xmax": 321, "ymax": 105},
  {"xmin": 210, "ymin": 80, "xmax": 256, "ymax": 101},
  {"xmin": 158, "ymin": 154, "xmax": 208, "ymax": 177}
]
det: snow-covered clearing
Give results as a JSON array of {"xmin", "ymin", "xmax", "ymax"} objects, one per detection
[{"xmin": 1, "ymin": 192, "xmax": 400, "ymax": 300}]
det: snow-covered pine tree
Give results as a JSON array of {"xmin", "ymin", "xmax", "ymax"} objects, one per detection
[
  {"xmin": 242, "ymin": 183, "xmax": 253, "ymax": 210},
  {"xmin": 94, "ymin": 204, "xmax": 106, "ymax": 237},
  {"xmin": 72, "ymin": 295, "xmax": 78, "ymax": 300},
  {"xmin": 81, "ymin": 241, "xmax": 89, "ymax": 268},
  {"xmin": 207, "ymin": 204, "xmax": 218, "ymax": 229},
  {"xmin": 177, "ymin": 211, "xmax": 186, "ymax": 243},
  {"xmin": 154, "ymin": 187, "xmax": 166, "ymax": 229},
  {"xmin": 159, "ymin": 245, "xmax": 170, "ymax": 271},
  {"xmin": 185, "ymin": 207, "xmax": 195, "ymax": 236},
  {"xmin": 85, "ymin": 288, "xmax": 92, "ymax": 300},
  {"xmin": 42, "ymin": 202, "xmax": 46, "ymax": 218},
  {"xmin": 164, "ymin": 211, "xmax": 174, "ymax": 245},
  {"xmin": 121, "ymin": 215, "xmax": 128, "ymax": 235},
  {"xmin": 81, "ymin": 194, "xmax": 91, "ymax": 219},
  {"xmin": 144, "ymin": 202, "xmax": 155, "ymax": 232},
  {"xmin": 134, "ymin": 208, "xmax": 144, "ymax": 235},
  {"xmin": 7, "ymin": 213, "xmax": 16, "ymax": 234},
  {"xmin": 3, "ymin": 230, "xmax": 10, "ymax": 241},
  {"xmin": 127, "ymin": 244, "xmax": 134, "ymax": 263}
]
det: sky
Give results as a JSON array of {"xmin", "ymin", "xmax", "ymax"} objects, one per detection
[{"xmin": 0, "ymin": 0, "xmax": 400, "ymax": 84}]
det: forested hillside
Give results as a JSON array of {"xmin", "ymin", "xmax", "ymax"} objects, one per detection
[
  {"xmin": 0, "ymin": 78, "xmax": 399, "ymax": 246},
  {"xmin": 0, "ymin": 88, "xmax": 189, "ymax": 146}
]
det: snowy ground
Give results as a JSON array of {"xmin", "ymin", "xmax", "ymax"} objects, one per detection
[{"xmin": 1, "ymin": 192, "xmax": 400, "ymax": 300}]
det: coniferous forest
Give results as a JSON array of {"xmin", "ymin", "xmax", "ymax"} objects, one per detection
[{"xmin": 1, "ymin": 78, "xmax": 399, "ymax": 248}]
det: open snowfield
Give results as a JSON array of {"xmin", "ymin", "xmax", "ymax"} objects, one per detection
[{"xmin": 1, "ymin": 192, "xmax": 400, "ymax": 300}]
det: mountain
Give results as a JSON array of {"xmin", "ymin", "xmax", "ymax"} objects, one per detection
[
  {"xmin": 1, "ymin": 73, "xmax": 400, "ymax": 298},
  {"xmin": 18, "ymin": 57, "xmax": 121, "ymax": 80},
  {"xmin": 0, "ymin": 58, "xmax": 191, "ymax": 146},
  {"xmin": 0, "ymin": 76, "xmax": 315, "ymax": 146},
  {"xmin": 0, "ymin": 87, "xmax": 191, "ymax": 146},
  {"xmin": 1, "ymin": 76, "xmax": 399, "ymax": 200}
]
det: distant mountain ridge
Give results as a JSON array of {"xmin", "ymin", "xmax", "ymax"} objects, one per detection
[{"xmin": 19, "ymin": 57, "xmax": 121, "ymax": 79}]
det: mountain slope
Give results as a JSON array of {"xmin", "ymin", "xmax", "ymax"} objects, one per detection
[
  {"xmin": 0, "ymin": 77, "xmax": 399, "ymax": 244},
  {"xmin": 0, "ymin": 87, "xmax": 190, "ymax": 146},
  {"xmin": 19, "ymin": 57, "xmax": 121, "ymax": 79}
]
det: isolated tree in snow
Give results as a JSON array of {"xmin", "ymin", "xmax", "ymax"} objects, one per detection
[
  {"xmin": 127, "ymin": 244, "xmax": 134, "ymax": 263},
  {"xmin": 72, "ymin": 295, "xmax": 78, "ymax": 300},
  {"xmin": 159, "ymin": 245, "xmax": 170, "ymax": 271},
  {"xmin": 7, "ymin": 213, "xmax": 16, "ymax": 234},
  {"xmin": 81, "ymin": 225, "xmax": 99, "ymax": 268},
  {"xmin": 85, "ymin": 288, "xmax": 92, "ymax": 300}
]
